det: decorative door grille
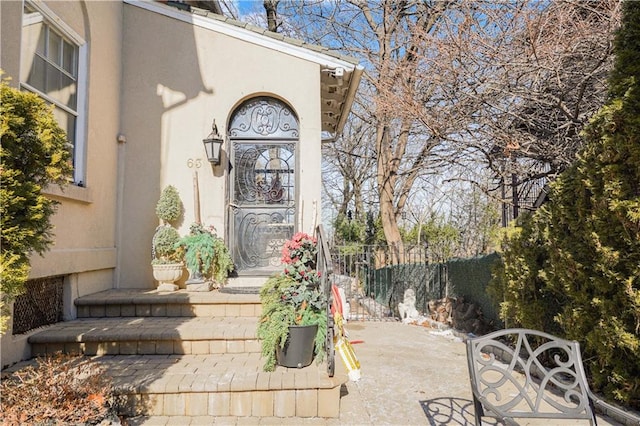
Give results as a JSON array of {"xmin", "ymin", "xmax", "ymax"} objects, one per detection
[{"xmin": 228, "ymin": 97, "xmax": 298, "ymax": 273}]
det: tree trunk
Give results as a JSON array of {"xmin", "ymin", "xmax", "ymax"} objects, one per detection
[
  {"xmin": 264, "ymin": 0, "xmax": 279, "ymax": 33},
  {"xmin": 376, "ymin": 124, "xmax": 404, "ymax": 263}
]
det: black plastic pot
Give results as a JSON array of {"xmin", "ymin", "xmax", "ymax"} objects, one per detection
[{"xmin": 276, "ymin": 324, "xmax": 318, "ymax": 368}]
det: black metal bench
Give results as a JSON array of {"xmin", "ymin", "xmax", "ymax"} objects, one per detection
[{"xmin": 466, "ymin": 328, "xmax": 598, "ymax": 425}]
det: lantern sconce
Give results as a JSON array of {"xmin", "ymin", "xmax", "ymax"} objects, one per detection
[{"xmin": 203, "ymin": 119, "xmax": 224, "ymax": 165}]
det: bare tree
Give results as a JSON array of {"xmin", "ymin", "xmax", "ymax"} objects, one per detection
[
  {"xmin": 278, "ymin": 1, "xmax": 458, "ymax": 259},
  {"xmin": 264, "ymin": 0, "xmax": 280, "ymax": 32},
  {"xmin": 275, "ymin": 0, "xmax": 620, "ymax": 255},
  {"xmin": 394, "ymin": 1, "xmax": 622, "ymax": 197},
  {"xmin": 322, "ymin": 117, "xmax": 377, "ymax": 221}
]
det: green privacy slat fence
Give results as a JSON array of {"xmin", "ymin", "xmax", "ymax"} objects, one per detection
[
  {"xmin": 446, "ymin": 253, "xmax": 501, "ymax": 327},
  {"xmin": 364, "ymin": 262, "xmax": 447, "ymax": 317},
  {"xmin": 331, "ymin": 245, "xmax": 501, "ymax": 326}
]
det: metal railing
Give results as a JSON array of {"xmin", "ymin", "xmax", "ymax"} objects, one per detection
[{"xmin": 330, "ymin": 244, "xmax": 449, "ymax": 321}]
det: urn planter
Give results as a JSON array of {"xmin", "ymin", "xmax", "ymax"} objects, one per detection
[{"xmin": 152, "ymin": 262, "xmax": 184, "ymax": 291}]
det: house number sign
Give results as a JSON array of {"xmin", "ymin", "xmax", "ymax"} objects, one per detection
[{"xmin": 187, "ymin": 158, "xmax": 203, "ymax": 168}]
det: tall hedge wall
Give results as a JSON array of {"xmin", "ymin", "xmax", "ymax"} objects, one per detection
[{"xmin": 490, "ymin": 2, "xmax": 640, "ymax": 408}]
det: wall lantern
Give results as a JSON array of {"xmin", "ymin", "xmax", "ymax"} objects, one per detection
[{"xmin": 203, "ymin": 120, "xmax": 224, "ymax": 165}]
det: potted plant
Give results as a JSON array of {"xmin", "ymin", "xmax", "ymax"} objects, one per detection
[
  {"xmin": 257, "ymin": 233, "xmax": 327, "ymax": 371},
  {"xmin": 176, "ymin": 223, "xmax": 234, "ymax": 291},
  {"xmin": 151, "ymin": 185, "xmax": 184, "ymax": 291}
]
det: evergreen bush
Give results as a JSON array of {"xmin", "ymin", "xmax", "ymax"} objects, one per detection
[
  {"xmin": 0, "ymin": 78, "xmax": 73, "ymax": 331},
  {"xmin": 490, "ymin": 2, "xmax": 640, "ymax": 408}
]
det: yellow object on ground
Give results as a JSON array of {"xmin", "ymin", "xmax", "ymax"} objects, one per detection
[{"xmin": 332, "ymin": 284, "xmax": 361, "ymax": 382}]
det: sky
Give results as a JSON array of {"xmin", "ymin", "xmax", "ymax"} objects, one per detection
[{"xmin": 231, "ymin": 0, "xmax": 263, "ymax": 18}]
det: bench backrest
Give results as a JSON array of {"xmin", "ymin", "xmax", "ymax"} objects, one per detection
[{"xmin": 466, "ymin": 328, "xmax": 596, "ymax": 423}]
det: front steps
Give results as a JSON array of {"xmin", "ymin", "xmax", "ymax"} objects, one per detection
[
  {"xmin": 26, "ymin": 288, "xmax": 347, "ymax": 418},
  {"xmin": 222, "ymin": 276, "xmax": 266, "ymax": 294},
  {"xmin": 75, "ymin": 289, "xmax": 262, "ymax": 318},
  {"xmin": 29, "ymin": 316, "xmax": 261, "ymax": 356},
  {"xmin": 95, "ymin": 353, "xmax": 343, "ymax": 418}
]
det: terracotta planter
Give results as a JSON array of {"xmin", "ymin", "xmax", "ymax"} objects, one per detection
[{"xmin": 276, "ymin": 324, "xmax": 318, "ymax": 368}]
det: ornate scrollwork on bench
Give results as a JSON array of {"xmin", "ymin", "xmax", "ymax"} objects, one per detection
[{"xmin": 466, "ymin": 328, "xmax": 598, "ymax": 425}]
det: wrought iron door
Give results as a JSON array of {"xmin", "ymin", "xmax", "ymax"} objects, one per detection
[{"xmin": 228, "ymin": 98, "xmax": 298, "ymax": 274}]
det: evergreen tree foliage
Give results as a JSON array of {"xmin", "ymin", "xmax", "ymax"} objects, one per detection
[
  {"xmin": 333, "ymin": 212, "xmax": 366, "ymax": 245},
  {"xmin": 490, "ymin": 2, "xmax": 640, "ymax": 408},
  {"xmin": 0, "ymin": 79, "xmax": 72, "ymax": 331},
  {"xmin": 489, "ymin": 214, "xmax": 565, "ymax": 336}
]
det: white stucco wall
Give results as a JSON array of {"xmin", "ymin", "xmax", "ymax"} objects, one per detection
[
  {"xmin": 0, "ymin": 0, "xmax": 123, "ymax": 367},
  {"xmin": 0, "ymin": 0, "xmax": 332, "ymax": 367},
  {"xmin": 118, "ymin": 4, "xmax": 323, "ymax": 287}
]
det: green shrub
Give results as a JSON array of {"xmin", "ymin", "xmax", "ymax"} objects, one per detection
[
  {"xmin": 177, "ymin": 223, "xmax": 234, "ymax": 283},
  {"xmin": 490, "ymin": 2, "xmax": 640, "ymax": 408},
  {"xmin": 0, "ymin": 77, "xmax": 73, "ymax": 331},
  {"xmin": 489, "ymin": 215, "xmax": 565, "ymax": 336}
]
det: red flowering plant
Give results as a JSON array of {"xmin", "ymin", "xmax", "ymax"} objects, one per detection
[
  {"xmin": 281, "ymin": 232, "xmax": 320, "ymax": 287},
  {"xmin": 281, "ymin": 232, "xmax": 317, "ymax": 267},
  {"xmin": 256, "ymin": 232, "xmax": 327, "ymax": 371}
]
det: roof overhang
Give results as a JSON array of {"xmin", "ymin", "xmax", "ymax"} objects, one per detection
[
  {"xmin": 320, "ymin": 63, "xmax": 363, "ymax": 141},
  {"xmin": 125, "ymin": 1, "xmax": 363, "ymax": 140}
]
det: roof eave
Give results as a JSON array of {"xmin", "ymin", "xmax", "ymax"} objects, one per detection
[
  {"xmin": 125, "ymin": 0, "xmax": 363, "ymax": 139},
  {"xmin": 124, "ymin": 1, "xmax": 360, "ymax": 71},
  {"xmin": 334, "ymin": 64, "xmax": 363, "ymax": 138}
]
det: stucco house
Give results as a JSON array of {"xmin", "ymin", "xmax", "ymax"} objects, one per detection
[{"xmin": 1, "ymin": 0, "xmax": 362, "ymax": 368}]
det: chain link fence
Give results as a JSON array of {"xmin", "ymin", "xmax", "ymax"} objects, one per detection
[{"xmin": 12, "ymin": 276, "xmax": 64, "ymax": 335}]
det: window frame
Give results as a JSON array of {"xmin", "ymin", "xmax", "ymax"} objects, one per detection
[{"xmin": 20, "ymin": 1, "xmax": 88, "ymax": 186}]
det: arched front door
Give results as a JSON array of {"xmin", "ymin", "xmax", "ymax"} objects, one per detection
[{"xmin": 228, "ymin": 97, "xmax": 297, "ymax": 275}]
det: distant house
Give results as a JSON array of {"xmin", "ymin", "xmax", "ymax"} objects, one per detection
[{"xmin": 0, "ymin": 0, "xmax": 362, "ymax": 367}]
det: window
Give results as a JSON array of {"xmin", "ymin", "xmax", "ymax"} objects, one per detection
[{"xmin": 21, "ymin": 2, "xmax": 86, "ymax": 185}]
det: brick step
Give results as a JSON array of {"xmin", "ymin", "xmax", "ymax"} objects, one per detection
[
  {"xmin": 94, "ymin": 353, "xmax": 347, "ymax": 418},
  {"xmin": 29, "ymin": 316, "xmax": 260, "ymax": 356},
  {"xmin": 74, "ymin": 289, "xmax": 262, "ymax": 318}
]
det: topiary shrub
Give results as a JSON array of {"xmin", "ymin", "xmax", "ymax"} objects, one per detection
[
  {"xmin": 0, "ymin": 76, "xmax": 73, "ymax": 331},
  {"xmin": 155, "ymin": 185, "xmax": 182, "ymax": 224},
  {"xmin": 151, "ymin": 186, "xmax": 184, "ymax": 266},
  {"xmin": 151, "ymin": 225, "xmax": 182, "ymax": 264}
]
